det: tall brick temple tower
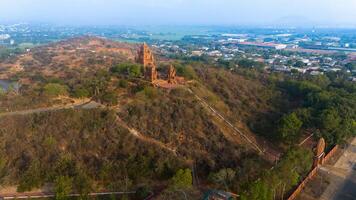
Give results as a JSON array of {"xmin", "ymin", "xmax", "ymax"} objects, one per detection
[{"xmin": 136, "ymin": 43, "xmax": 158, "ymax": 82}]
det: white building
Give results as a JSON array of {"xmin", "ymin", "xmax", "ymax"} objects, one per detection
[
  {"xmin": 275, "ymin": 44, "xmax": 287, "ymax": 50},
  {"xmin": 191, "ymin": 51, "xmax": 203, "ymax": 57}
]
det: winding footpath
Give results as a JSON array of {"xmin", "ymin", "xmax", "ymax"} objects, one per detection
[
  {"xmin": 0, "ymin": 101, "xmax": 102, "ymax": 118},
  {"xmin": 0, "ymin": 191, "xmax": 136, "ymax": 200}
]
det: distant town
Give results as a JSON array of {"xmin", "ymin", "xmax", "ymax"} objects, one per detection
[{"xmin": 1, "ymin": 23, "xmax": 356, "ymax": 81}]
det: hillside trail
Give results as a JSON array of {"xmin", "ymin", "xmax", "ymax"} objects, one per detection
[
  {"xmin": 0, "ymin": 190, "xmax": 136, "ymax": 199},
  {"xmin": 0, "ymin": 99, "xmax": 102, "ymax": 118},
  {"xmin": 115, "ymin": 116, "xmax": 178, "ymax": 156},
  {"xmin": 186, "ymin": 88, "xmax": 281, "ymax": 162},
  {"xmin": 0, "ymin": 97, "xmax": 177, "ymax": 156}
]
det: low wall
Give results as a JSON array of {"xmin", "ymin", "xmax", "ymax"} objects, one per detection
[
  {"xmin": 287, "ymin": 167, "xmax": 318, "ymax": 200},
  {"xmin": 286, "ymin": 145, "xmax": 339, "ymax": 200},
  {"xmin": 324, "ymin": 145, "xmax": 339, "ymax": 163}
]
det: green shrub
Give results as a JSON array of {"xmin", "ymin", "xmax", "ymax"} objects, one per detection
[
  {"xmin": 43, "ymin": 83, "xmax": 68, "ymax": 97},
  {"xmin": 55, "ymin": 176, "xmax": 72, "ymax": 200},
  {"xmin": 99, "ymin": 91, "xmax": 118, "ymax": 106},
  {"xmin": 72, "ymin": 88, "xmax": 90, "ymax": 98},
  {"xmin": 111, "ymin": 63, "xmax": 142, "ymax": 78},
  {"xmin": 170, "ymin": 168, "xmax": 192, "ymax": 189},
  {"xmin": 118, "ymin": 79, "xmax": 128, "ymax": 88},
  {"xmin": 128, "ymin": 64, "xmax": 142, "ymax": 78},
  {"xmin": 143, "ymin": 86, "xmax": 158, "ymax": 99},
  {"xmin": 176, "ymin": 65, "xmax": 197, "ymax": 79},
  {"xmin": 135, "ymin": 186, "xmax": 151, "ymax": 199},
  {"xmin": 17, "ymin": 160, "xmax": 43, "ymax": 192},
  {"xmin": 74, "ymin": 171, "xmax": 92, "ymax": 200}
]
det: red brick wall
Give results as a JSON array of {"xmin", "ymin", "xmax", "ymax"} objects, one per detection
[
  {"xmin": 286, "ymin": 145, "xmax": 339, "ymax": 200},
  {"xmin": 324, "ymin": 145, "xmax": 339, "ymax": 163}
]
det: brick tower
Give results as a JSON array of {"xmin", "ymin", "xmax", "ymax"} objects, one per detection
[
  {"xmin": 136, "ymin": 43, "xmax": 157, "ymax": 82},
  {"xmin": 167, "ymin": 65, "xmax": 177, "ymax": 84}
]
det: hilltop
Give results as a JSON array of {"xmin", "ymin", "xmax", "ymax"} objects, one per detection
[
  {"xmin": 0, "ymin": 37, "xmax": 137, "ymax": 80},
  {"xmin": 0, "ymin": 37, "xmax": 354, "ymax": 200}
]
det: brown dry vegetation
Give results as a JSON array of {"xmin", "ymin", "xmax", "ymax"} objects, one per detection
[
  {"xmin": 0, "ymin": 37, "xmax": 137, "ymax": 81},
  {"xmin": 0, "ymin": 109, "xmax": 184, "ymax": 192},
  {"xmin": 0, "ymin": 38, "xmax": 354, "ymax": 200}
]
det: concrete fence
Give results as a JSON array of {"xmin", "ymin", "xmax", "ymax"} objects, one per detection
[{"xmin": 286, "ymin": 145, "xmax": 339, "ymax": 200}]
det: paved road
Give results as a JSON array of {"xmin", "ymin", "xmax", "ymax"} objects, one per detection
[{"xmin": 319, "ymin": 137, "xmax": 356, "ymax": 200}]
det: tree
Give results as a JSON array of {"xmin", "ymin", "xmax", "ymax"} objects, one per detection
[
  {"xmin": 99, "ymin": 91, "xmax": 118, "ymax": 106},
  {"xmin": 90, "ymin": 70, "xmax": 110, "ymax": 96},
  {"xmin": 283, "ymin": 80, "xmax": 321, "ymax": 98},
  {"xmin": 294, "ymin": 108, "xmax": 313, "ymax": 128},
  {"xmin": 249, "ymin": 180, "xmax": 273, "ymax": 200},
  {"xmin": 318, "ymin": 108, "xmax": 341, "ymax": 132},
  {"xmin": 118, "ymin": 79, "xmax": 128, "ymax": 88},
  {"xmin": 171, "ymin": 168, "xmax": 192, "ymax": 189},
  {"xmin": 176, "ymin": 65, "xmax": 197, "ymax": 79},
  {"xmin": 287, "ymin": 60, "xmax": 294, "ymax": 66},
  {"xmin": 72, "ymin": 88, "xmax": 90, "ymax": 99},
  {"xmin": 276, "ymin": 113, "xmax": 303, "ymax": 142},
  {"xmin": 291, "ymin": 68, "xmax": 298, "ymax": 74},
  {"xmin": 128, "ymin": 64, "xmax": 142, "ymax": 78},
  {"xmin": 208, "ymin": 168, "xmax": 236, "ymax": 189},
  {"xmin": 17, "ymin": 160, "xmax": 42, "ymax": 192},
  {"xmin": 142, "ymin": 86, "xmax": 158, "ymax": 99},
  {"xmin": 110, "ymin": 63, "xmax": 142, "ymax": 77},
  {"xmin": 55, "ymin": 176, "xmax": 72, "ymax": 200},
  {"xmin": 345, "ymin": 62, "xmax": 356, "ymax": 71},
  {"xmin": 74, "ymin": 171, "xmax": 92, "ymax": 200},
  {"xmin": 294, "ymin": 60, "xmax": 305, "ymax": 68},
  {"xmin": 135, "ymin": 186, "xmax": 151, "ymax": 199},
  {"xmin": 238, "ymin": 59, "xmax": 265, "ymax": 69},
  {"xmin": 43, "ymin": 83, "xmax": 68, "ymax": 97},
  {"xmin": 110, "ymin": 63, "xmax": 131, "ymax": 74}
]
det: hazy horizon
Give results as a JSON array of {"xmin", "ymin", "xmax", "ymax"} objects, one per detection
[{"xmin": 1, "ymin": 0, "xmax": 356, "ymax": 27}]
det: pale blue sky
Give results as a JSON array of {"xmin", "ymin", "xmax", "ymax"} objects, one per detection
[{"xmin": 0, "ymin": 0, "xmax": 356, "ymax": 26}]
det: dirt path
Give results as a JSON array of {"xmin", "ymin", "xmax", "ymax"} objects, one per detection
[
  {"xmin": 0, "ymin": 191, "xmax": 136, "ymax": 199},
  {"xmin": 0, "ymin": 100, "xmax": 101, "ymax": 118},
  {"xmin": 116, "ymin": 116, "xmax": 178, "ymax": 156}
]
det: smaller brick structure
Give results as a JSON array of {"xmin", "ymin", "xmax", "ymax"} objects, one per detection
[{"xmin": 167, "ymin": 65, "xmax": 177, "ymax": 84}]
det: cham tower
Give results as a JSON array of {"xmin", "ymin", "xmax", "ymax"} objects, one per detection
[
  {"xmin": 167, "ymin": 64, "xmax": 177, "ymax": 84},
  {"xmin": 136, "ymin": 43, "xmax": 158, "ymax": 82}
]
